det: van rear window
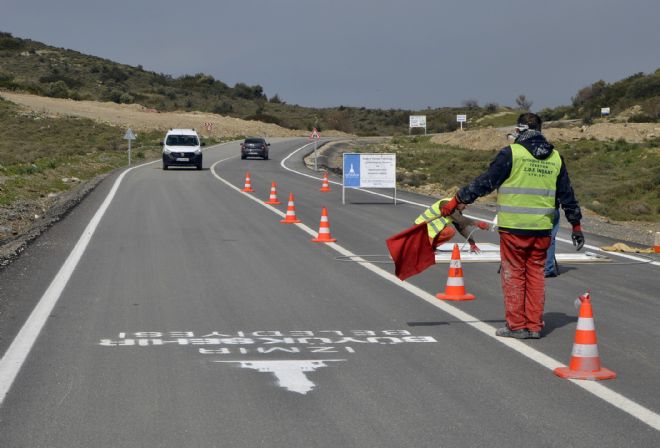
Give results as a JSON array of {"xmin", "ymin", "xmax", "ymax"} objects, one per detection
[{"xmin": 166, "ymin": 135, "xmax": 199, "ymax": 146}]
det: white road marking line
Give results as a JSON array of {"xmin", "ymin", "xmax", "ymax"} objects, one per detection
[
  {"xmin": 214, "ymin": 146, "xmax": 660, "ymax": 431},
  {"xmin": 0, "ymin": 160, "xmax": 156, "ymax": 405},
  {"xmin": 0, "ymin": 142, "xmax": 233, "ymax": 407},
  {"xmin": 280, "ymin": 143, "xmax": 660, "ymax": 267}
]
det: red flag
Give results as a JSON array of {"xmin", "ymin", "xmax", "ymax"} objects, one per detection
[{"xmin": 386, "ymin": 223, "xmax": 436, "ymax": 281}]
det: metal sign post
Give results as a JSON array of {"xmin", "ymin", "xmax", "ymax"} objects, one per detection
[
  {"xmin": 123, "ymin": 128, "xmax": 136, "ymax": 166},
  {"xmin": 310, "ymin": 128, "xmax": 320, "ymax": 171},
  {"xmin": 456, "ymin": 114, "xmax": 467, "ymax": 131}
]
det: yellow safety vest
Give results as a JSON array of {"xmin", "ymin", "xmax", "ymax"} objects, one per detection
[
  {"xmin": 415, "ymin": 197, "xmax": 453, "ymax": 238},
  {"xmin": 497, "ymin": 143, "xmax": 561, "ymax": 230}
]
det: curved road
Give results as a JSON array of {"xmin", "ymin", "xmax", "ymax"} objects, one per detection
[{"xmin": 0, "ymin": 139, "xmax": 659, "ymax": 447}]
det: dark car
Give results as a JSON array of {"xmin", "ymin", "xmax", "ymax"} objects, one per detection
[{"xmin": 241, "ymin": 138, "xmax": 270, "ymax": 160}]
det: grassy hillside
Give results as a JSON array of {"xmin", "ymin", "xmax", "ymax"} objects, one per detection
[
  {"xmin": 0, "ymin": 31, "xmax": 500, "ymax": 136},
  {"xmin": 1, "ymin": 32, "xmax": 657, "ymax": 135},
  {"xmin": 0, "ymin": 96, "xmax": 222, "ymax": 208},
  {"xmin": 538, "ymin": 70, "xmax": 660, "ymax": 123},
  {"xmin": 361, "ymin": 136, "xmax": 660, "ymax": 222}
]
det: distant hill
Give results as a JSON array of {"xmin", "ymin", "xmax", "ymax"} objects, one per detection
[
  {"xmin": 1, "ymin": 32, "xmax": 657, "ymax": 134},
  {"xmin": 0, "ymin": 31, "xmax": 492, "ymax": 136},
  {"xmin": 538, "ymin": 69, "xmax": 660, "ymax": 123}
]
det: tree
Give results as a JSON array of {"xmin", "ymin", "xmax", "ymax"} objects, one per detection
[
  {"xmin": 484, "ymin": 102, "xmax": 499, "ymax": 113},
  {"xmin": 515, "ymin": 94, "xmax": 533, "ymax": 111},
  {"xmin": 269, "ymin": 93, "xmax": 284, "ymax": 104},
  {"xmin": 462, "ymin": 99, "xmax": 479, "ymax": 109}
]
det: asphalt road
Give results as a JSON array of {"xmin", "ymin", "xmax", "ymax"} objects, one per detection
[{"xmin": 0, "ymin": 139, "xmax": 659, "ymax": 447}]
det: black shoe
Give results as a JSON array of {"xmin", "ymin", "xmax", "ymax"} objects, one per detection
[
  {"xmin": 544, "ymin": 272, "xmax": 557, "ymax": 278},
  {"xmin": 495, "ymin": 326, "xmax": 530, "ymax": 339},
  {"xmin": 528, "ymin": 331, "xmax": 541, "ymax": 339}
]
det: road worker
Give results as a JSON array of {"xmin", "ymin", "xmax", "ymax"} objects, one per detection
[
  {"xmin": 440, "ymin": 113, "xmax": 584, "ymax": 339},
  {"xmin": 415, "ymin": 197, "xmax": 490, "ymax": 253}
]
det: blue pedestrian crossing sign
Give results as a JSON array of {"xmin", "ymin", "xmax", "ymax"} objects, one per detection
[{"xmin": 343, "ymin": 154, "xmax": 361, "ymax": 187}]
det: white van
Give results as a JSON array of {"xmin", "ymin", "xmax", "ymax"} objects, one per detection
[{"xmin": 161, "ymin": 128, "xmax": 204, "ymax": 170}]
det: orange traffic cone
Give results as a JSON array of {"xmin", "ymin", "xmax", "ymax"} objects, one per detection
[
  {"xmin": 320, "ymin": 171, "xmax": 331, "ymax": 192},
  {"xmin": 280, "ymin": 193, "xmax": 302, "ymax": 224},
  {"xmin": 311, "ymin": 207, "xmax": 337, "ymax": 242},
  {"xmin": 436, "ymin": 244, "xmax": 475, "ymax": 301},
  {"xmin": 241, "ymin": 172, "xmax": 254, "ymax": 192},
  {"xmin": 554, "ymin": 292, "xmax": 616, "ymax": 380},
  {"xmin": 264, "ymin": 181, "xmax": 281, "ymax": 205}
]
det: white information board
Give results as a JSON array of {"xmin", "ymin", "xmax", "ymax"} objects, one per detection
[
  {"xmin": 456, "ymin": 114, "xmax": 467, "ymax": 130},
  {"xmin": 342, "ymin": 153, "xmax": 397, "ymax": 204},
  {"xmin": 409, "ymin": 115, "xmax": 427, "ymax": 128},
  {"xmin": 601, "ymin": 107, "xmax": 610, "ymax": 116}
]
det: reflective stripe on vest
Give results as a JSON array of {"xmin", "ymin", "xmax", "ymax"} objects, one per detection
[
  {"xmin": 496, "ymin": 143, "xmax": 561, "ymax": 231},
  {"xmin": 415, "ymin": 198, "xmax": 453, "ymax": 238}
]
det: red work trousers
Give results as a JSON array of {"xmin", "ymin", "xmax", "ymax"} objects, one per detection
[
  {"xmin": 431, "ymin": 226, "xmax": 456, "ymax": 249},
  {"xmin": 499, "ymin": 231, "xmax": 551, "ymax": 333}
]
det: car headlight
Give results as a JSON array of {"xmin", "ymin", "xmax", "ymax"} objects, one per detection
[
  {"xmin": 163, "ymin": 148, "xmax": 172, "ymax": 154},
  {"xmin": 195, "ymin": 148, "xmax": 202, "ymax": 154}
]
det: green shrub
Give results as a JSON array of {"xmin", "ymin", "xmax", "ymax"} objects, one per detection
[
  {"xmin": 0, "ymin": 33, "xmax": 23, "ymax": 50},
  {"xmin": 119, "ymin": 92, "xmax": 135, "ymax": 104},
  {"xmin": 628, "ymin": 114, "xmax": 657, "ymax": 123},
  {"xmin": 213, "ymin": 101, "xmax": 232, "ymax": 114},
  {"xmin": 0, "ymin": 73, "xmax": 18, "ymax": 90},
  {"xmin": 484, "ymin": 102, "xmax": 499, "ymax": 113},
  {"xmin": 245, "ymin": 113, "xmax": 281, "ymax": 125},
  {"xmin": 539, "ymin": 106, "xmax": 572, "ymax": 122},
  {"xmin": 39, "ymin": 73, "xmax": 82, "ymax": 88},
  {"xmin": 45, "ymin": 81, "xmax": 70, "ymax": 98}
]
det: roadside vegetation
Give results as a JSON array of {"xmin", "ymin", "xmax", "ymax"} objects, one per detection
[
  {"xmin": 0, "ymin": 32, "xmax": 520, "ymax": 136},
  {"xmin": 538, "ymin": 70, "xmax": 660, "ymax": 124},
  {"xmin": 0, "ymin": 97, "xmax": 219, "ymax": 208},
  {"xmin": 359, "ymin": 136, "xmax": 660, "ymax": 222},
  {"xmin": 1, "ymin": 32, "xmax": 657, "ymax": 135}
]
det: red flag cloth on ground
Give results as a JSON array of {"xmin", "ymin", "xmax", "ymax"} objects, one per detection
[{"xmin": 386, "ymin": 223, "xmax": 436, "ymax": 281}]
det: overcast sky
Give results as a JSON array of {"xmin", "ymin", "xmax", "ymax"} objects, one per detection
[{"xmin": 2, "ymin": 0, "xmax": 659, "ymax": 110}]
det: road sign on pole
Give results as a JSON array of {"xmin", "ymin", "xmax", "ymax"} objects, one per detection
[
  {"xmin": 456, "ymin": 114, "xmax": 467, "ymax": 131},
  {"xmin": 123, "ymin": 128, "xmax": 136, "ymax": 166}
]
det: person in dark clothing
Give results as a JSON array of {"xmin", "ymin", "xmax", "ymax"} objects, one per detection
[
  {"xmin": 545, "ymin": 208, "xmax": 560, "ymax": 277},
  {"xmin": 440, "ymin": 113, "xmax": 584, "ymax": 339}
]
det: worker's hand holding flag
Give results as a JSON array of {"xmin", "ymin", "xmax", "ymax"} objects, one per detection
[
  {"xmin": 386, "ymin": 223, "xmax": 436, "ymax": 281},
  {"xmin": 475, "ymin": 221, "xmax": 490, "ymax": 230}
]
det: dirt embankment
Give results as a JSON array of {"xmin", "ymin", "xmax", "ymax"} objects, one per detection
[
  {"xmin": 430, "ymin": 123, "xmax": 660, "ymax": 151},
  {"xmin": 1, "ymin": 91, "xmax": 349, "ymax": 138}
]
